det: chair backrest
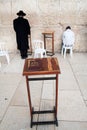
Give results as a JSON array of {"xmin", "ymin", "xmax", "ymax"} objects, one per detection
[
  {"xmin": 0, "ymin": 42, "xmax": 7, "ymax": 52},
  {"xmin": 32, "ymin": 40, "xmax": 44, "ymax": 50}
]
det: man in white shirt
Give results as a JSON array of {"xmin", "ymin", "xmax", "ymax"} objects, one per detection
[{"xmin": 62, "ymin": 26, "xmax": 75, "ymax": 47}]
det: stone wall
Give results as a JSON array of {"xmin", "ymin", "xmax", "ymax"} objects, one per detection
[{"xmin": 0, "ymin": 0, "xmax": 87, "ymax": 52}]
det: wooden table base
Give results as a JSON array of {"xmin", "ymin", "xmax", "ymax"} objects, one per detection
[{"xmin": 31, "ymin": 107, "xmax": 58, "ymax": 128}]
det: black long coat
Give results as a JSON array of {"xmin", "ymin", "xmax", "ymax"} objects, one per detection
[{"xmin": 13, "ymin": 17, "xmax": 30, "ymax": 50}]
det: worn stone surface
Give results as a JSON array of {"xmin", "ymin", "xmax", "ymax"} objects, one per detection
[
  {"xmin": 0, "ymin": 0, "xmax": 87, "ymax": 52},
  {"xmin": 0, "ymin": 53, "xmax": 87, "ymax": 130}
]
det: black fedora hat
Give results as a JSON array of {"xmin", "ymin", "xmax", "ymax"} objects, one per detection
[{"xmin": 17, "ymin": 10, "xmax": 26, "ymax": 16}]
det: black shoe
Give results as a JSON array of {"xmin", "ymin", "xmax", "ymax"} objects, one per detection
[
  {"xmin": 21, "ymin": 57, "xmax": 25, "ymax": 59},
  {"xmin": 21, "ymin": 56, "xmax": 27, "ymax": 59}
]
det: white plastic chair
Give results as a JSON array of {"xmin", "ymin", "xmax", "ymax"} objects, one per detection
[
  {"xmin": 0, "ymin": 42, "xmax": 10, "ymax": 64},
  {"xmin": 61, "ymin": 44, "xmax": 73, "ymax": 58},
  {"xmin": 32, "ymin": 40, "xmax": 46, "ymax": 58}
]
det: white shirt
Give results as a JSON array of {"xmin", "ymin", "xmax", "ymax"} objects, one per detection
[{"xmin": 62, "ymin": 29, "xmax": 75, "ymax": 46}]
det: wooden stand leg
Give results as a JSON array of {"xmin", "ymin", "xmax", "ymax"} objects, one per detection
[
  {"xmin": 55, "ymin": 74, "xmax": 58, "ymax": 126},
  {"xmin": 44, "ymin": 35, "xmax": 46, "ymax": 49},
  {"xmin": 52, "ymin": 33, "xmax": 54, "ymax": 55},
  {"xmin": 26, "ymin": 76, "xmax": 32, "ymax": 117},
  {"xmin": 25, "ymin": 75, "xmax": 59, "ymax": 127}
]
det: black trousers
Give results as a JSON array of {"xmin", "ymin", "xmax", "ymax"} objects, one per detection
[{"xmin": 20, "ymin": 49, "xmax": 28, "ymax": 58}]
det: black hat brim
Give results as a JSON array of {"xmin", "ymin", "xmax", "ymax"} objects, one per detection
[{"xmin": 17, "ymin": 11, "xmax": 26, "ymax": 16}]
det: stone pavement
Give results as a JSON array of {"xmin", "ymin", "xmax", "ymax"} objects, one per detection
[{"xmin": 0, "ymin": 53, "xmax": 87, "ymax": 130}]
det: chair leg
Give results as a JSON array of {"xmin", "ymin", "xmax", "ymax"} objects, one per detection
[
  {"xmin": 70, "ymin": 48, "xmax": 73, "ymax": 57},
  {"xmin": 0, "ymin": 62, "xmax": 1, "ymax": 67},
  {"xmin": 34, "ymin": 53, "xmax": 38, "ymax": 58},
  {"xmin": 61, "ymin": 47, "xmax": 63, "ymax": 55},
  {"xmin": 6, "ymin": 53, "xmax": 10, "ymax": 64},
  {"xmin": 41, "ymin": 52, "xmax": 43, "ymax": 58},
  {"xmin": 64, "ymin": 48, "xmax": 66, "ymax": 58},
  {"xmin": 44, "ymin": 51, "xmax": 47, "ymax": 57}
]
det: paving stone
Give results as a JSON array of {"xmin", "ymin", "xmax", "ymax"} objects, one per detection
[
  {"xmin": 0, "ymin": 106, "xmax": 33, "ymax": 130},
  {"xmin": 0, "ymin": 73, "xmax": 22, "ymax": 120},
  {"xmin": 76, "ymin": 75, "xmax": 87, "ymax": 100},
  {"xmin": 0, "ymin": 73, "xmax": 22, "ymax": 86},
  {"xmin": 59, "ymin": 74, "xmax": 79, "ymax": 90},
  {"xmin": 55, "ymin": 121, "xmax": 87, "ymax": 130},
  {"xmin": 10, "ymin": 78, "xmax": 29, "ymax": 106},
  {"xmin": 37, "ymin": 100, "xmax": 55, "ymax": 130},
  {"xmin": 42, "ymin": 83, "xmax": 54, "ymax": 100},
  {"xmin": 58, "ymin": 90, "xmax": 87, "ymax": 121},
  {"xmin": 11, "ymin": 77, "xmax": 43, "ymax": 108},
  {"xmin": 0, "ymin": 53, "xmax": 87, "ymax": 130},
  {"xmin": 3, "ymin": 54, "xmax": 25, "ymax": 73}
]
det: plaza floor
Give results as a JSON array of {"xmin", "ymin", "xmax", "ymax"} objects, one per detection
[{"xmin": 0, "ymin": 52, "xmax": 87, "ymax": 130}]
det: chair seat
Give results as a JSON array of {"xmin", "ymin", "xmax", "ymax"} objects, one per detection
[
  {"xmin": 35, "ymin": 48, "xmax": 46, "ymax": 53},
  {"xmin": 0, "ymin": 51, "xmax": 8, "ymax": 55}
]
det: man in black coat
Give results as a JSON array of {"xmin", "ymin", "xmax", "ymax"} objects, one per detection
[{"xmin": 13, "ymin": 10, "xmax": 30, "ymax": 59}]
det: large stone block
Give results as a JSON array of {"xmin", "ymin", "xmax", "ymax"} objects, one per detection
[{"xmin": 0, "ymin": 0, "xmax": 87, "ymax": 52}]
